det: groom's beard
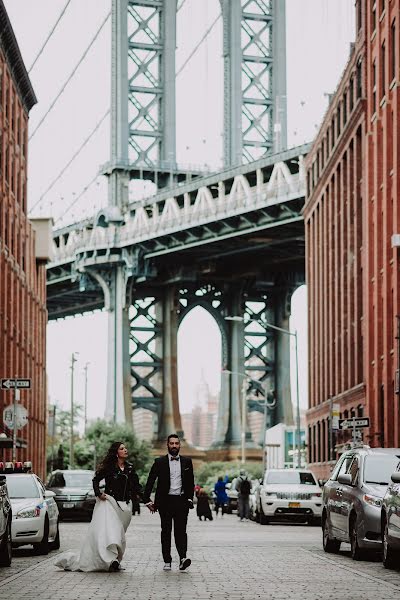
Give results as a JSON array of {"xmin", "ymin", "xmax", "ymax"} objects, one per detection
[{"xmin": 169, "ymin": 447, "xmax": 179, "ymax": 456}]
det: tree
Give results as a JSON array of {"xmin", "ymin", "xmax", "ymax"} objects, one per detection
[
  {"xmin": 47, "ymin": 405, "xmax": 83, "ymax": 474},
  {"xmin": 76, "ymin": 420, "xmax": 152, "ymax": 484},
  {"xmin": 195, "ymin": 461, "xmax": 264, "ymax": 493}
]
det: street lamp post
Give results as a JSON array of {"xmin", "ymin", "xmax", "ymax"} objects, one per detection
[
  {"xmin": 70, "ymin": 352, "xmax": 79, "ymax": 469},
  {"xmin": 83, "ymin": 362, "xmax": 90, "ymax": 433},
  {"xmin": 225, "ymin": 316, "xmax": 302, "ymax": 468},
  {"xmin": 222, "ymin": 368, "xmax": 275, "ymax": 465}
]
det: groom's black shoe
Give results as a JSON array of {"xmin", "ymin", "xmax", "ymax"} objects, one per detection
[
  {"xmin": 179, "ymin": 558, "xmax": 191, "ymax": 571},
  {"xmin": 109, "ymin": 560, "xmax": 120, "ymax": 572}
]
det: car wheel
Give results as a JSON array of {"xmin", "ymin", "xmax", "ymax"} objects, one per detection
[
  {"xmin": 33, "ymin": 517, "xmax": 49, "ymax": 555},
  {"xmin": 259, "ymin": 502, "xmax": 269, "ymax": 525},
  {"xmin": 0, "ymin": 518, "xmax": 12, "ymax": 567},
  {"xmin": 383, "ymin": 519, "xmax": 399, "ymax": 569},
  {"xmin": 51, "ymin": 521, "xmax": 60, "ymax": 550},
  {"xmin": 322, "ymin": 516, "xmax": 341, "ymax": 554},
  {"xmin": 350, "ymin": 516, "xmax": 365, "ymax": 561}
]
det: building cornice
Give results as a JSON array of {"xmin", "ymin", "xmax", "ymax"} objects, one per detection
[{"xmin": 0, "ymin": 0, "xmax": 37, "ymax": 112}]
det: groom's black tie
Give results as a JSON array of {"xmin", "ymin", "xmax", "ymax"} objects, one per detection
[{"xmin": 170, "ymin": 457, "xmax": 179, "ymax": 461}]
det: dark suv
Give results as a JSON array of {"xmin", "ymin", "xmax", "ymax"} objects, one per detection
[
  {"xmin": 322, "ymin": 446, "xmax": 400, "ymax": 560},
  {"xmin": 0, "ymin": 474, "xmax": 12, "ymax": 566},
  {"xmin": 47, "ymin": 470, "xmax": 96, "ymax": 520}
]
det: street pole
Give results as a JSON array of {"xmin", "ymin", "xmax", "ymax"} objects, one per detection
[
  {"xmin": 70, "ymin": 353, "xmax": 78, "ymax": 469},
  {"xmin": 294, "ymin": 330, "xmax": 301, "ymax": 468},
  {"xmin": 12, "ymin": 388, "xmax": 20, "ymax": 462},
  {"xmin": 241, "ymin": 378, "xmax": 247, "ymax": 464},
  {"xmin": 83, "ymin": 362, "xmax": 89, "ymax": 433}
]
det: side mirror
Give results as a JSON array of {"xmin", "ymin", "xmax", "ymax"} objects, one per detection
[
  {"xmin": 391, "ymin": 472, "xmax": 400, "ymax": 484},
  {"xmin": 44, "ymin": 490, "xmax": 56, "ymax": 498},
  {"xmin": 337, "ymin": 473, "xmax": 352, "ymax": 486}
]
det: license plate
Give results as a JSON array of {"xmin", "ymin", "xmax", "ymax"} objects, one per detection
[
  {"xmin": 63, "ymin": 503, "xmax": 75, "ymax": 508},
  {"xmin": 288, "ymin": 502, "xmax": 300, "ymax": 508}
]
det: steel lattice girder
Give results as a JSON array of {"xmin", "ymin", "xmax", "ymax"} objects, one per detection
[
  {"xmin": 241, "ymin": 0, "xmax": 273, "ymax": 162},
  {"xmin": 127, "ymin": 0, "xmax": 176, "ymax": 167},
  {"xmin": 244, "ymin": 297, "xmax": 275, "ymax": 397},
  {"xmin": 129, "ymin": 297, "xmax": 163, "ymax": 412}
]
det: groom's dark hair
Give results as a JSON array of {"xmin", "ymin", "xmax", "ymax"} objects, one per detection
[{"xmin": 167, "ymin": 433, "xmax": 180, "ymax": 442}]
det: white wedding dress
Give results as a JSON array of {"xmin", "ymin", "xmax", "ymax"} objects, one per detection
[{"xmin": 55, "ymin": 495, "xmax": 132, "ymax": 572}]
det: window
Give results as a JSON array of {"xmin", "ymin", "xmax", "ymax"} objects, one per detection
[
  {"xmin": 348, "ymin": 457, "xmax": 359, "ymax": 485},
  {"xmin": 381, "ymin": 41, "xmax": 386, "ymax": 98},
  {"xmin": 391, "ymin": 21, "xmax": 396, "ymax": 83},
  {"xmin": 363, "ymin": 454, "xmax": 400, "ymax": 485},
  {"xmin": 372, "ymin": 59, "xmax": 377, "ymax": 112},
  {"xmin": 372, "ymin": 2, "xmax": 376, "ymax": 32},
  {"xmin": 349, "ymin": 76, "xmax": 354, "ymax": 110},
  {"xmin": 356, "ymin": 59, "xmax": 362, "ymax": 98},
  {"xmin": 337, "ymin": 105, "xmax": 341, "ymax": 136},
  {"xmin": 343, "ymin": 91, "xmax": 347, "ymax": 124},
  {"xmin": 357, "ymin": 0, "xmax": 362, "ymax": 31},
  {"xmin": 380, "ymin": 0, "xmax": 385, "ymax": 15},
  {"xmin": 333, "ymin": 454, "xmax": 354, "ymax": 480}
]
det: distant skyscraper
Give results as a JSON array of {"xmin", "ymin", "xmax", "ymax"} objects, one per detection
[
  {"xmin": 181, "ymin": 372, "xmax": 218, "ymax": 448},
  {"xmin": 133, "ymin": 408, "xmax": 157, "ymax": 442}
]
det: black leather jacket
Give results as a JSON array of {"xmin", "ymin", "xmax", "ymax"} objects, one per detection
[{"xmin": 92, "ymin": 461, "xmax": 143, "ymax": 503}]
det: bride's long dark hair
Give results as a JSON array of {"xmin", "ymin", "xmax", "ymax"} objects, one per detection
[{"xmin": 97, "ymin": 441, "xmax": 124, "ymax": 473}]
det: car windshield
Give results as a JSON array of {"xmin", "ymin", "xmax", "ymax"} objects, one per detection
[
  {"xmin": 363, "ymin": 455, "xmax": 400, "ymax": 485},
  {"xmin": 62, "ymin": 473, "xmax": 93, "ymax": 487},
  {"xmin": 6, "ymin": 475, "xmax": 40, "ymax": 499},
  {"xmin": 266, "ymin": 471, "xmax": 317, "ymax": 485}
]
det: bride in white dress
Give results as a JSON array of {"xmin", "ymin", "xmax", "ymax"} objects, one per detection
[{"xmin": 55, "ymin": 441, "xmax": 144, "ymax": 572}]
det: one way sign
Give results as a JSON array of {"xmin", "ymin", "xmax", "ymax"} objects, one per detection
[
  {"xmin": 339, "ymin": 417, "xmax": 370, "ymax": 430},
  {"xmin": 1, "ymin": 379, "xmax": 31, "ymax": 390}
]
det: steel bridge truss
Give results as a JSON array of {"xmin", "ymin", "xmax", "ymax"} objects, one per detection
[
  {"xmin": 123, "ymin": 0, "xmax": 286, "ymax": 171},
  {"xmin": 127, "ymin": 283, "xmax": 288, "ymax": 444}
]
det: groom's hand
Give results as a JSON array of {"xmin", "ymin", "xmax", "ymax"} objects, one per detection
[
  {"xmin": 146, "ymin": 502, "xmax": 156, "ymax": 513},
  {"xmin": 98, "ymin": 493, "xmax": 107, "ymax": 501},
  {"xmin": 187, "ymin": 499, "xmax": 194, "ymax": 510}
]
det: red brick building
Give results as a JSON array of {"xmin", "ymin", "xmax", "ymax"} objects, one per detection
[
  {"xmin": 304, "ymin": 0, "xmax": 400, "ymax": 479},
  {"xmin": 0, "ymin": 1, "xmax": 50, "ymax": 479}
]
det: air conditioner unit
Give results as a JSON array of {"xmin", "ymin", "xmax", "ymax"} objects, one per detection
[{"xmin": 391, "ymin": 234, "xmax": 400, "ymax": 247}]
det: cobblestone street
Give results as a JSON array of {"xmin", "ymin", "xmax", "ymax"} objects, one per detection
[{"xmin": 1, "ymin": 511, "xmax": 400, "ymax": 599}]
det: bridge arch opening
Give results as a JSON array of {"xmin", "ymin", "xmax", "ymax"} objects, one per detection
[
  {"xmin": 176, "ymin": 0, "xmax": 223, "ymax": 170},
  {"xmin": 178, "ymin": 305, "xmax": 222, "ymax": 448}
]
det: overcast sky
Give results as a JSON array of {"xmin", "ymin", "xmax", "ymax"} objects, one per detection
[{"xmin": 4, "ymin": 0, "xmax": 355, "ymax": 425}]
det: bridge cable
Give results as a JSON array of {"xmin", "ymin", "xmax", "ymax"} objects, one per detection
[
  {"xmin": 54, "ymin": 172, "xmax": 101, "ymax": 225},
  {"xmin": 29, "ymin": 109, "xmax": 110, "ymax": 214},
  {"xmin": 29, "ymin": 10, "xmax": 111, "ymax": 141},
  {"xmin": 28, "ymin": 0, "xmax": 72, "ymax": 73},
  {"xmin": 177, "ymin": 0, "xmax": 187, "ymax": 12},
  {"xmin": 176, "ymin": 12, "xmax": 221, "ymax": 78},
  {"xmin": 57, "ymin": 9, "xmax": 219, "ymax": 222}
]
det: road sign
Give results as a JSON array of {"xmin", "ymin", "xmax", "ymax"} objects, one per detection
[
  {"xmin": 339, "ymin": 417, "xmax": 370, "ymax": 430},
  {"xmin": 3, "ymin": 404, "xmax": 29, "ymax": 430},
  {"xmin": 331, "ymin": 403, "xmax": 340, "ymax": 430},
  {"xmin": 1, "ymin": 378, "xmax": 31, "ymax": 390}
]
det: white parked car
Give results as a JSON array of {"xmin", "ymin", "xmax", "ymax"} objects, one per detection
[
  {"xmin": 4, "ymin": 469, "xmax": 60, "ymax": 554},
  {"xmin": 255, "ymin": 469, "xmax": 322, "ymax": 525}
]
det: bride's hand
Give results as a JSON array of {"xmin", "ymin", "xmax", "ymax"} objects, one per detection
[{"xmin": 99, "ymin": 493, "xmax": 107, "ymax": 501}]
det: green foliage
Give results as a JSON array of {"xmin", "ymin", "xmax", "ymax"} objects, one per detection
[
  {"xmin": 195, "ymin": 461, "xmax": 263, "ymax": 492},
  {"xmin": 78, "ymin": 419, "xmax": 152, "ymax": 484}
]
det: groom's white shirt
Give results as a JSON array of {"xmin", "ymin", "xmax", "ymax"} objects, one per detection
[{"xmin": 168, "ymin": 454, "xmax": 182, "ymax": 495}]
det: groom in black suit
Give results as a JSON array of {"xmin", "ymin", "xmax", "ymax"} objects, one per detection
[{"xmin": 144, "ymin": 433, "xmax": 194, "ymax": 571}]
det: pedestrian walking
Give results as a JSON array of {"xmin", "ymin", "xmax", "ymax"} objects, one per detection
[
  {"xmin": 55, "ymin": 441, "xmax": 145, "ymax": 572},
  {"xmin": 214, "ymin": 476, "xmax": 228, "ymax": 516},
  {"xmin": 143, "ymin": 433, "xmax": 195, "ymax": 571},
  {"xmin": 196, "ymin": 488, "xmax": 213, "ymax": 521},
  {"xmin": 236, "ymin": 470, "xmax": 251, "ymax": 521}
]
